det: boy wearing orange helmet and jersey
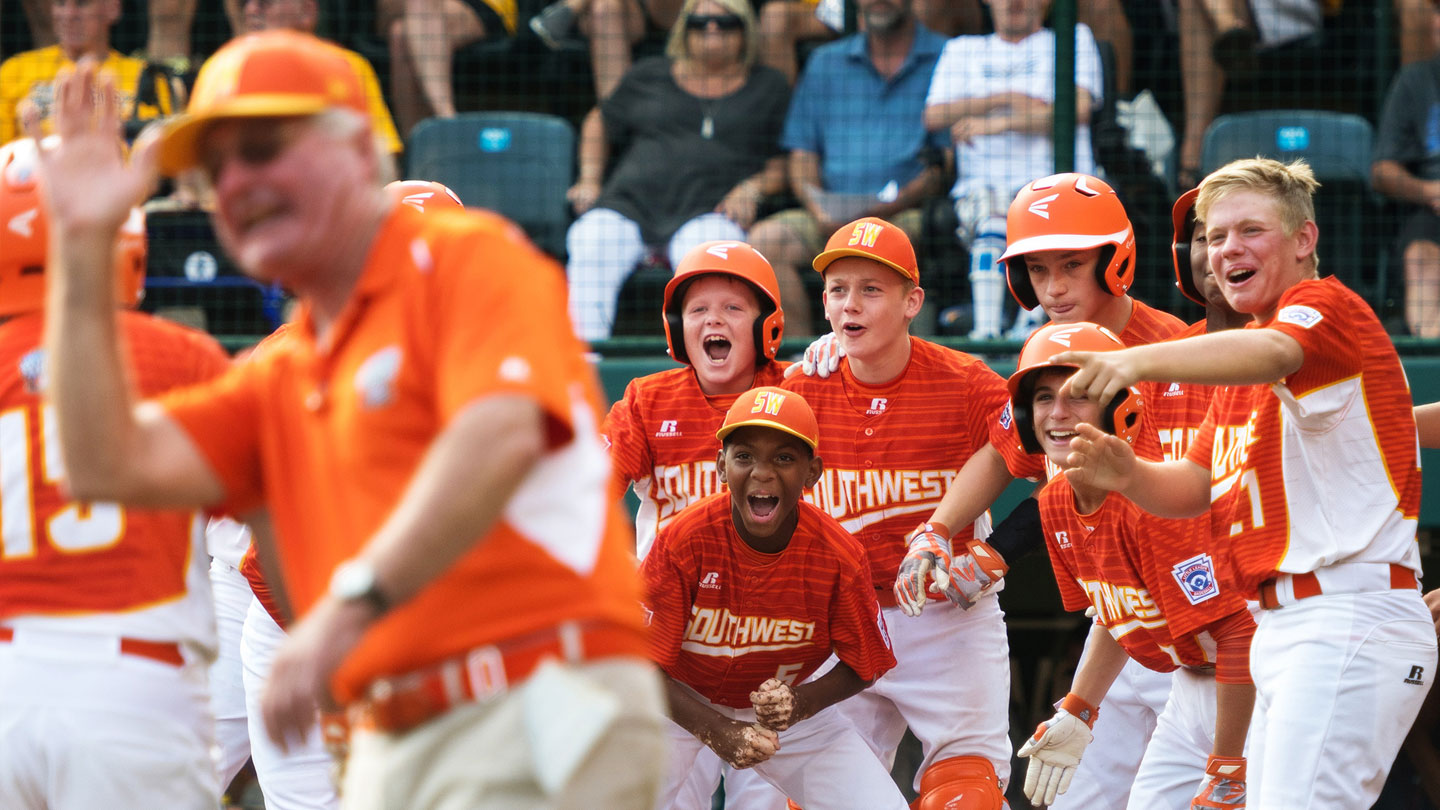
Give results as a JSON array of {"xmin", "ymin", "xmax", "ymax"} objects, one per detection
[
  {"xmin": 1008, "ymin": 322, "xmax": 1256, "ymax": 810},
  {"xmin": 641, "ymin": 386, "xmax": 905, "ymax": 810},
  {"xmin": 0, "ymin": 137, "xmax": 232, "ymax": 810},
  {"xmin": 891, "ymin": 173, "xmax": 1189, "ymax": 810},
  {"xmin": 602, "ymin": 239, "xmax": 789, "ymax": 560}
]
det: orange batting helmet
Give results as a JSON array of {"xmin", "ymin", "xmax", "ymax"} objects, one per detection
[
  {"xmin": 999, "ymin": 173, "xmax": 1136, "ymax": 311},
  {"xmin": 663, "ymin": 241, "xmax": 785, "ymax": 366},
  {"xmin": 386, "ymin": 179, "xmax": 464, "ymax": 213},
  {"xmin": 1170, "ymin": 187, "xmax": 1206, "ymax": 306},
  {"xmin": 1006, "ymin": 321, "xmax": 1144, "ymax": 455},
  {"xmin": 0, "ymin": 138, "xmax": 145, "ymax": 319}
]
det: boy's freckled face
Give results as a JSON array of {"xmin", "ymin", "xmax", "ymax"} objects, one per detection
[
  {"xmin": 681, "ymin": 274, "xmax": 761, "ymax": 394},
  {"xmin": 717, "ymin": 426, "xmax": 821, "ymax": 545},
  {"xmin": 1030, "ymin": 367, "xmax": 1102, "ymax": 468}
]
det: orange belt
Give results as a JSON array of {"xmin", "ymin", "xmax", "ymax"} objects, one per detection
[
  {"xmin": 352, "ymin": 620, "xmax": 642, "ymax": 735},
  {"xmin": 1257, "ymin": 563, "xmax": 1417, "ymax": 610},
  {"xmin": 0, "ymin": 626, "xmax": 184, "ymax": 667}
]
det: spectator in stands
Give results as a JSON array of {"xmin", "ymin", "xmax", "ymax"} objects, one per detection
[
  {"xmin": 1373, "ymin": 0, "xmax": 1440, "ymax": 339},
  {"xmin": 565, "ymin": 0, "xmax": 789, "ymax": 342},
  {"xmin": 528, "ymin": 0, "xmax": 683, "ymax": 100},
  {"xmin": 747, "ymin": 0, "xmax": 949, "ymax": 336},
  {"xmin": 145, "ymin": 0, "xmax": 196, "ymax": 71},
  {"xmin": 0, "ymin": 0, "xmax": 177, "ymax": 144},
  {"xmin": 1400, "ymin": 0, "xmax": 1439, "ymax": 66},
  {"xmin": 1176, "ymin": 0, "xmax": 1323, "ymax": 191},
  {"xmin": 380, "ymin": 0, "xmax": 513, "ymax": 137},
  {"xmin": 923, "ymin": 0, "xmax": 1103, "ymax": 340},
  {"xmin": 757, "ymin": 0, "xmax": 838, "ymax": 85},
  {"xmin": 242, "ymin": 0, "xmax": 403, "ymax": 156}
]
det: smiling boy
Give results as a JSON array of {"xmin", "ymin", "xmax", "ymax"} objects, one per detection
[
  {"xmin": 1057, "ymin": 157, "xmax": 1436, "ymax": 808},
  {"xmin": 780, "ymin": 216, "xmax": 1014, "ymax": 808},
  {"xmin": 1008, "ymin": 322, "xmax": 1255, "ymax": 810},
  {"xmin": 639, "ymin": 386, "xmax": 905, "ymax": 809}
]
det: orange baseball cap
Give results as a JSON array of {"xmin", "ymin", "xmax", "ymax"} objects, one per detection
[
  {"xmin": 156, "ymin": 30, "xmax": 370, "ymax": 176},
  {"xmin": 715, "ymin": 386, "xmax": 820, "ymax": 451},
  {"xmin": 812, "ymin": 216, "xmax": 919, "ymax": 284}
]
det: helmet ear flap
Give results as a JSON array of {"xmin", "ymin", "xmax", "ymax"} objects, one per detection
[
  {"xmin": 1103, "ymin": 387, "xmax": 1145, "ymax": 446},
  {"xmin": 1012, "ymin": 374, "xmax": 1042, "ymax": 455},
  {"xmin": 1094, "ymin": 244, "xmax": 1129, "ymax": 296},
  {"xmin": 1005, "ymin": 256, "xmax": 1039, "ymax": 311}
]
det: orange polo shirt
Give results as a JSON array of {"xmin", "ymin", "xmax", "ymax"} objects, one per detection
[{"xmin": 161, "ymin": 204, "xmax": 646, "ymax": 702}]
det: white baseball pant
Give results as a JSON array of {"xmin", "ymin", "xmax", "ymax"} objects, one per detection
[
  {"xmin": 1052, "ymin": 656, "xmax": 1172, "ymax": 809},
  {"xmin": 0, "ymin": 629, "xmax": 219, "ymax": 809},
  {"xmin": 1248, "ymin": 589, "xmax": 1436, "ymax": 808},
  {"xmin": 656, "ymin": 691, "xmax": 907, "ymax": 810},
  {"xmin": 837, "ymin": 595, "xmax": 1013, "ymax": 792}
]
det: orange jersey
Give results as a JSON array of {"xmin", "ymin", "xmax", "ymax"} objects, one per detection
[
  {"xmin": 641, "ymin": 494, "xmax": 895, "ymax": 708},
  {"xmin": 1038, "ymin": 477, "xmax": 1252, "ymax": 674},
  {"xmin": 0, "ymin": 311, "xmax": 229, "ymax": 647},
  {"xmin": 161, "ymin": 205, "xmax": 646, "ymax": 702},
  {"xmin": 602, "ymin": 362, "xmax": 788, "ymax": 557},
  {"xmin": 782, "ymin": 339, "xmax": 1009, "ymax": 595},
  {"xmin": 993, "ymin": 299, "xmax": 1189, "ymax": 480},
  {"xmin": 1149, "ymin": 319, "xmax": 1216, "ymax": 465},
  {"xmin": 1185, "ymin": 278, "xmax": 1423, "ymax": 596}
]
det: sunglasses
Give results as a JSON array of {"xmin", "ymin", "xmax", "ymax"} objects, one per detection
[
  {"xmin": 199, "ymin": 118, "xmax": 310, "ymax": 183},
  {"xmin": 685, "ymin": 13, "xmax": 744, "ymax": 31}
]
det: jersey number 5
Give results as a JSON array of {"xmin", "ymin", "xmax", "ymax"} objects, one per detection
[{"xmin": 0, "ymin": 404, "xmax": 123, "ymax": 558}]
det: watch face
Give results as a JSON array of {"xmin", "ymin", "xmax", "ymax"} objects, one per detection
[{"xmin": 332, "ymin": 560, "xmax": 375, "ymax": 599}]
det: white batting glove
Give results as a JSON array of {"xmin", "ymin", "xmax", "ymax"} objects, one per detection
[
  {"xmin": 783, "ymin": 332, "xmax": 845, "ymax": 379},
  {"xmin": 1191, "ymin": 755, "xmax": 1247, "ymax": 808},
  {"xmin": 893, "ymin": 522, "xmax": 953, "ymax": 617},
  {"xmin": 940, "ymin": 538, "xmax": 1009, "ymax": 609},
  {"xmin": 1017, "ymin": 694, "xmax": 1098, "ymax": 807}
]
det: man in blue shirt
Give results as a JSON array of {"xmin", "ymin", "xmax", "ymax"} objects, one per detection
[{"xmin": 748, "ymin": 0, "xmax": 950, "ymax": 335}]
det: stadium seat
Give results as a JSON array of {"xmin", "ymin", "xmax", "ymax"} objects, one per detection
[
  {"xmin": 143, "ymin": 208, "xmax": 288, "ymax": 338},
  {"xmin": 404, "ymin": 111, "xmax": 577, "ymax": 259},
  {"xmin": 1199, "ymin": 110, "xmax": 1385, "ymax": 309}
]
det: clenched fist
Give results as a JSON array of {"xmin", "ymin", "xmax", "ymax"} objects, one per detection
[{"xmin": 750, "ymin": 678, "xmax": 799, "ymax": 731}]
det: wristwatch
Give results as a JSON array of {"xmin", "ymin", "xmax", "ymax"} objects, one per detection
[{"xmin": 329, "ymin": 558, "xmax": 390, "ymax": 615}]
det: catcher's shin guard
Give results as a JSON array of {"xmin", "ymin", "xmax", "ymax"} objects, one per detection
[{"xmin": 916, "ymin": 756, "xmax": 1005, "ymax": 810}]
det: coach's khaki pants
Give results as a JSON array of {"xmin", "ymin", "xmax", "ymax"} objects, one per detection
[{"xmin": 341, "ymin": 657, "xmax": 667, "ymax": 810}]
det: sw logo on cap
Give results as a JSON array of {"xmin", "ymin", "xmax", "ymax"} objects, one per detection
[{"xmin": 847, "ymin": 221, "xmax": 884, "ymax": 248}]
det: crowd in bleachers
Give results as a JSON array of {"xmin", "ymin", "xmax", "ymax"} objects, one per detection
[{"xmin": 4, "ymin": 0, "xmax": 1440, "ymax": 342}]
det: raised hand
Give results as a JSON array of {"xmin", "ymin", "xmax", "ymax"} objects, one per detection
[
  {"xmin": 23, "ymin": 59, "xmax": 158, "ymax": 237},
  {"xmin": 1063, "ymin": 422, "xmax": 1137, "ymax": 494}
]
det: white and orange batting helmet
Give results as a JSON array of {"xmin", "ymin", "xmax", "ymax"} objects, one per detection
[
  {"xmin": 1000, "ymin": 173, "xmax": 1136, "ymax": 311},
  {"xmin": 663, "ymin": 241, "xmax": 785, "ymax": 366},
  {"xmin": 0, "ymin": 138, "xmax": 145, "ymax": 318},
  {"xmin": 386, "ymin": 179, "xmax": 464, "ymax": 213},
  {"xmin": 1006, "ymin": 321, "xmax": 1144, "ymax": 454}
]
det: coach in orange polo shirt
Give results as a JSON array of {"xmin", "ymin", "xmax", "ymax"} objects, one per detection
[{"xmin": 30, "ymin": 31, "xmax": 666, "ymax": 809}]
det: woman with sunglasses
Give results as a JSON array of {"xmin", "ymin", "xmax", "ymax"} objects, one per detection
[{"xmin": 565, "ymin": 0, "xmax": 798, "ymax": 343}]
